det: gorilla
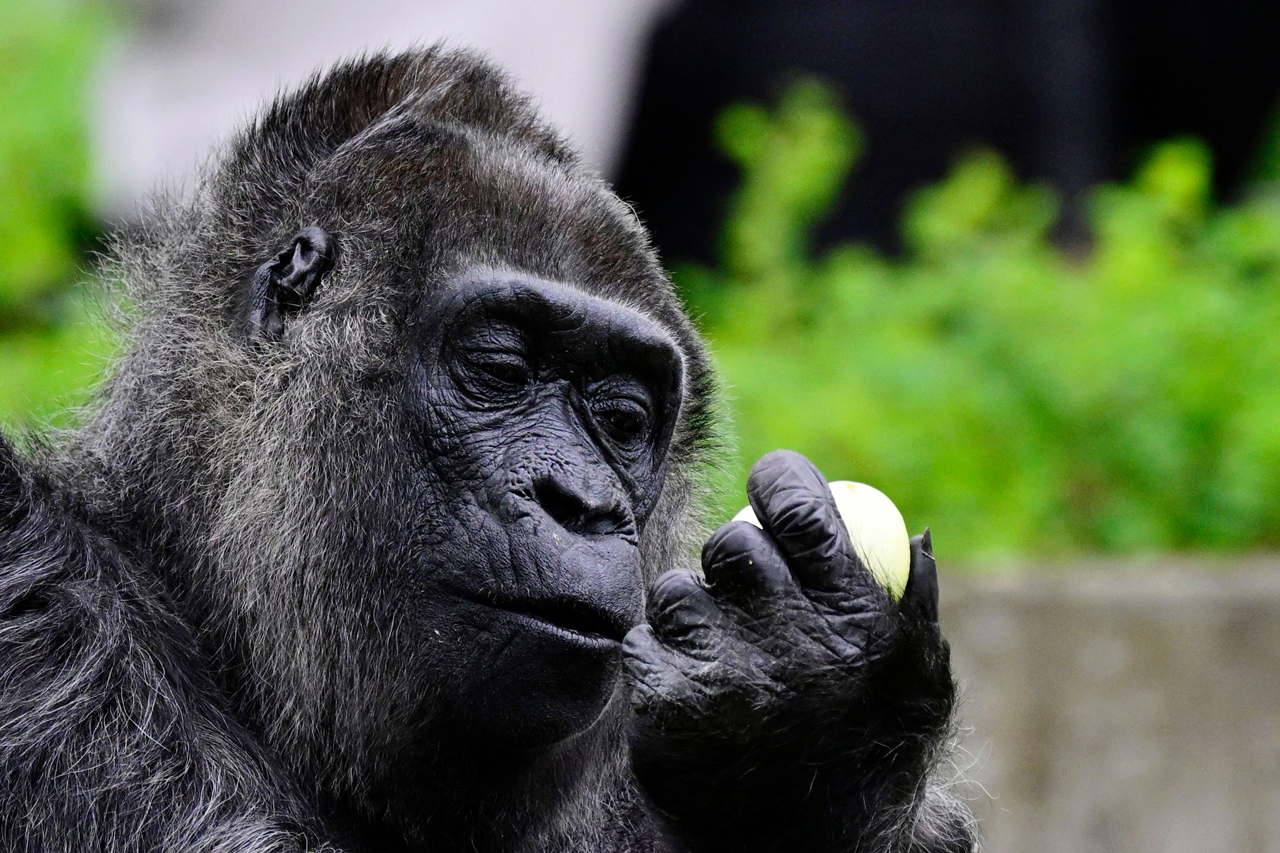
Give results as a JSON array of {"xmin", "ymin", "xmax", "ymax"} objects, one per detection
[{"xmin": 0, "ymin": 49, "xmax": 974, "ymax": 853}]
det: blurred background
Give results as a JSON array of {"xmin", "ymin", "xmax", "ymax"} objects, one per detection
[{"xmin": 3, "ymin": 0, "xmax": 1280, "ymax": 849}]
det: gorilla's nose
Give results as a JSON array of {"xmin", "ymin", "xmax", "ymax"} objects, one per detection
[{"xmin": 532, "ymin": 470, "xmax": 631, "ymax": 538}]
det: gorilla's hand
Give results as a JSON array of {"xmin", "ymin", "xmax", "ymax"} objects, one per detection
[{"xmin": 624, "ymin": 450, "xmax": 961, "ymax": 853}]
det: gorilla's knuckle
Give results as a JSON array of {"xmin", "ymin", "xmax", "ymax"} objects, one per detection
[{"xmin": 702, "ymin": 518, "xmax": 766, "ymax": 565}]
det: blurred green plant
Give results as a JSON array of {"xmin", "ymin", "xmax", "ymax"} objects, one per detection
[
  {"xmin": 0, "ymin": 0, "xmax": 116, "ymax": 428},
  {"xmin": 683, "ymin": 81, "xmax": 1280, "ymax": 560}
]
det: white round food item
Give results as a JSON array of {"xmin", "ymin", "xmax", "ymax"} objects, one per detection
[{"xmin": 732, "ymin": 480, "xmax": 911, "ymax": 600}]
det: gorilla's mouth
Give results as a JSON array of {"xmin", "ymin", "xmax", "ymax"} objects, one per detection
[{"xmin": 451, "ymin": 588, "xmax": 632, "ymax": 644}]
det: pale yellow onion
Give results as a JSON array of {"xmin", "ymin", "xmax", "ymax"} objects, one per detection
[{"xmin": 732, "ymin": 480, "xmax": 910, "ymax": 600}]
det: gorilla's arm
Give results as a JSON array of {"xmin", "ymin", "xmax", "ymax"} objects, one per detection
[
  {"xmin": 624, "ymin": 451, "xmax": 974, "ymax": 853},
  {"xmin": 0, "ymin": 438, "xmax": 323, "ymax": 853}
]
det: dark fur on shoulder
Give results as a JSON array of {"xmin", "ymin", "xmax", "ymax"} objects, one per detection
[{"xmin": 0, "ymin": 438, "xmax": 321, "ymax": 851}]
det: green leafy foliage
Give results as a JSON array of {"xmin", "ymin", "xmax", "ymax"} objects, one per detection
[
  {"xmin": 0, "ymin": 0, "xmax": 116, "ymax": 427},
  {"xmin": 683, "ymin": 83, "xmax": 1280, "ymax": 560}
]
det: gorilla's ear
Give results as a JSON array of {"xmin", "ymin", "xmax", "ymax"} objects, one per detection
[{"xmin": 246, "ymin": 226, "xmax": 336, "ymax": 343}]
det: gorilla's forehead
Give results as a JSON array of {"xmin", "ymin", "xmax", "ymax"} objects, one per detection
[
  {"xmin": 308, "ymin": 113, "xmax": 683, "ymax": 343},
  {"xmin": 314, "ymin": 115, "xmax": 639, "ymax": 259},
  {"xmin": 423, "ymin": 269, "xmax": 684, "ymax": 379}
]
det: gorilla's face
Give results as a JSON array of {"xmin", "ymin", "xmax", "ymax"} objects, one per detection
[
  {"xmin": 209, "ymin": 114, "xmax": 703, "ymax": 774},
  {"xmin": 399, "ymin": 271, "xmax": 683, "ymax": 746}
]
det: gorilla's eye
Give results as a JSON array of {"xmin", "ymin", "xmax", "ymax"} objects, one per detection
[
  {"xmin": 476, "ymin": 350, "xmax": 532, "ymax": 383},
  {"xmin": 591, "ymin": 392, "xmax": 653, "ymax": 451},
  {"xmin": 463, "ymin": 349, "xmax": 534, "ymax": 393},
  {"xmin": 450, "ymin": 322, "xmax": 535, "ymax": 397}
]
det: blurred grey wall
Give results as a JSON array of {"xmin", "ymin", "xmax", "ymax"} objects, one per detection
[
  {"xmin": 93, "ymin": 0, "xmax": 678, "ymax": 217},
  {"xmin": 945, "ymin": 561, "xmax": 1280, "ymax": 853}
]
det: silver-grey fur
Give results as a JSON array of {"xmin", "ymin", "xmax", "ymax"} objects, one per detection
[{"xmin": 0, "ymin": 46, "xmax": 973, "ymax": 853}]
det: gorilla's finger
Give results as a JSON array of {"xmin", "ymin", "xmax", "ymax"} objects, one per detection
[
  {"xmin": 622, "ymin": 624, "xmax": 701, "ymax": 712},
  {"xmin": 624, "ymin": 624, "xmax": 777, "ymax": 731},
  {"xmin": 900, "ymin": 529, "xmax": 939, "ymax": 624},
  {"xmin": 701, "ymin": 520, "xmax": 796, "ymax": 606},
  {"xmin": 645, "ymin": 569, "xmax": 729, "ymax": 648},
  {"xmin": 744, "ymin": 450, "xmax": 866, "ymax": 592}
]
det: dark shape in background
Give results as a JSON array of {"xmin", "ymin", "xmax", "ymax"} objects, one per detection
[{"xmin": 615, "ymin": 0, "xmax": 1280, "ymax": 262}]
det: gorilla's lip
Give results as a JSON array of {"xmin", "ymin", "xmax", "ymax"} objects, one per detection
[{"xmin": 448, "ymin": 587, "xmax": 633, "ymax": 644}]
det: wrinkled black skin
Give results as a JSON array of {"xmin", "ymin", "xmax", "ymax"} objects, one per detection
[
  {"xmin": 0, "ymin": 49, "xmax": 973, "ymax": 853},
  {"xmin": 399, "ymin": 272, "xmax": 684, "ymax": 749},
  {"xmin": 628, "ymin": 456, "xmax": 962, "ymax": 853}
]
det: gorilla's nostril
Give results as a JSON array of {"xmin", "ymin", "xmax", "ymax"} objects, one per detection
[{"xmin": 532, "ymin": 476, "xmax": 627, "ymax": 537}]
